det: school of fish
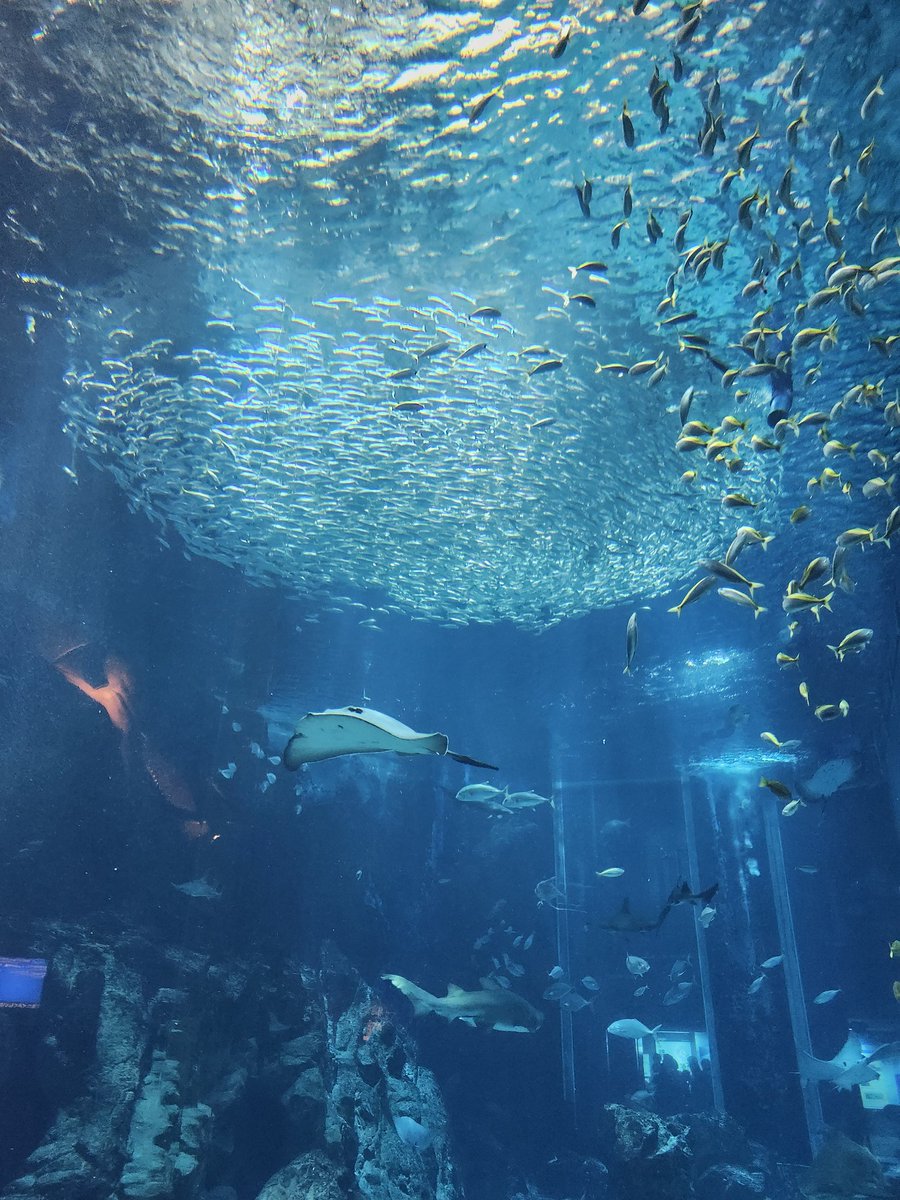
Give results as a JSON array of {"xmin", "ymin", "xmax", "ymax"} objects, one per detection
[{"xmin": 32, "ymin": 0, "xmax": 892, "ymax": 629}]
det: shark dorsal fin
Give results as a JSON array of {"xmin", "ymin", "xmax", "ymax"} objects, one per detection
[{"xmin": 446, "ymin": 983, "xmax": 466, "ymax": 996}]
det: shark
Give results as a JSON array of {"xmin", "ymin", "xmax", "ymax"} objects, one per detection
[
  {"xmin": 283, "ymin": 706, "xmax": 497, "ymax": 772},
  {"xmin": 382, "ymin": 973, "xmax": 543, "ymax": 1033}
]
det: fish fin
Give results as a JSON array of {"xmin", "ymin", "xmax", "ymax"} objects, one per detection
[
  {"xmin": 651, "ymin": 1025, "xmax": 663, "ymax": 1035},
  {"xmin": 446, "ymin": 983, "xmax": 466, "ymax": 996},
  {"xmin": 448, "ymin": 752, "xmax": 499, "ymax": 771},
  {"xmin": 698, "ymin": 882, "xmax": 719, "ymax": 905},
  {"xmin": 382, "ymin": 974, "xmax": 438, "ymax": 1016},
  {"xmin": 667, "ymin": 605, "xmax": 682, "ymax": 616},
  {"xmin": 623, "ymin": 664, "xmax": 632, "ymax": 675},
  {"xmin": 282, "ymin": 732, "xmax": 304, "ymax": 771},
  {"xmin": 457, "ymin": 1017, "xmax": 477, "ymax": 1027}
]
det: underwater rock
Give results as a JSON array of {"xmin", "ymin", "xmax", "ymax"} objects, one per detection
[
  {"xmin": 528, "ymin": 1152, "xmax": 609, "ymax": 1199},
  {"xmin": 254, "ymin": 1150, "xmax": 348, "ymax": 1200},
  {"xmin": 599, "ymin": 1104, "xmax": 693, "ymax": 1200},
  {"xmin": 280, "ymin": 1065, "xmax": 326, "ymax": 1140},
  {"xmin": 319, "ymin": 942, "xmax": 460, "ymax": 1200},
  {"xmin": 800, "ymin": 1131, "xmax": 890, "ymax": 1198},
  {"xmin": 682, "ymin": 1111, "xmax": 763, "ymax": 1176},
  {"xmin": 0, "ymin": 930, "xmax": 147, "ymax": 1200},
  {"xmin": 0, "ymin": 923, "xmax": 461, "ymax": 1200},
  {"xmin": 695, "ymin": 1163, "xmax": 768, "ymax": 1199}
]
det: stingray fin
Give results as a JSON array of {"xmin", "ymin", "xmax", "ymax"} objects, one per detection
[{"xmin": 448, "ymin": 751, "xmax": 499, "ymax": 770}]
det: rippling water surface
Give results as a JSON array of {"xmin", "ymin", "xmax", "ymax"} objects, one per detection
[{"xmin": 2, "ymin": 0, "xmax": 897, "ymax": 626}]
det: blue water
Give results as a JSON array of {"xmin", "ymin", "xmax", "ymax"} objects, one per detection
[{"xmin": 0, "ymin": 0, "xmax": 899, "ymax": 1197}]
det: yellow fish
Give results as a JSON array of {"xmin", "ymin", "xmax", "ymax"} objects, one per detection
[{"xmin": 759, "ymin": 777, "xmax": 792, "ymax": 799}]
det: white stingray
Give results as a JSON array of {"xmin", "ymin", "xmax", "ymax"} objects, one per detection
[
  {"xmin": 282, "ymin": 705, "xmax": 497, "ymax": 772},
  {"xmin": 798, "ymin": 1031, "xmax": 882, "ymax": 1088}
]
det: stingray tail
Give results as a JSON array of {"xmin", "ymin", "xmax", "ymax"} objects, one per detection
[{"xmin": 448, "ymin": 752, "xmax": 499, "ymax": 771}]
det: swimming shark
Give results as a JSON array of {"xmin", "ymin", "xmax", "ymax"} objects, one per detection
[
  {"xmin": 382, "ymin": 973, "xmax": 543, "ymax": 1033},
  {"xmin": 283, "ymin": 706, "xmax": 497, "ymax": 771}
]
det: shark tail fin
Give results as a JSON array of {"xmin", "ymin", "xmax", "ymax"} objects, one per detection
[
  {"xmin": 382, "ymin": 974, "xmax": 439, "ymax": 1017},
  {"xmin": 699, "ymin": 881, "xmax": 719, "ymax": 905}
]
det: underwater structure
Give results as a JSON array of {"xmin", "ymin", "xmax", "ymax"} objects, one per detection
[{"xmin": 0, "ymin": 0, "xmax": 899, "ymax": 1197}]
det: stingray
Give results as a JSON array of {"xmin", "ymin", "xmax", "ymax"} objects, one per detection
[
  {"xmin": 282, "ymin": 706, "xmax": 498, "ymax": 771},
  {"xmin": 597, "ymin": 897, "xmax": 663, "ymax": 934}
]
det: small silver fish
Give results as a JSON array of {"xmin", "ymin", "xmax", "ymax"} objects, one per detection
[
  {"xmin": 813, "ymin": 988, "xmax": 841, "ymax": 1005},
  {"xmin": 624, "ymin": 611, "xmax": 638, "ymax": 674}
]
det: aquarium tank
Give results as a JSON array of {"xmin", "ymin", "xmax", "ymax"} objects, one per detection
[{"xmin": 0, "ymin": 0, "xmax": 899, "ymax": 1197}]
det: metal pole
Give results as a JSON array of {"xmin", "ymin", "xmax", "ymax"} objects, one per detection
[
  {"xmin": 681, "ymin": 774, "xmax": 725, "ymax": 1113},
  {"xmin": 761, "ymin": 799, "xmax": 825, "ymax": 1153},
  {"xmin": 552, "ymin": 773, "xmax": 577, "ymax": 1116}
]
